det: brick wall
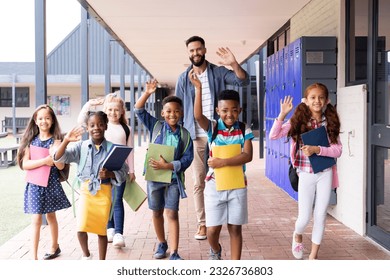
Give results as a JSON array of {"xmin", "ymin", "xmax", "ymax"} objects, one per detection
[{"xmin": 290, "ymin": 0, "xmax": 340, "ymax": 41}]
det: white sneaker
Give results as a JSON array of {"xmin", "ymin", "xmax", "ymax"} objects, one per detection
[
  {"xmin": 107, "ymin": 228, "xmax": 115, "ymax": 243},
  {"xmin": 113, "ymin": 233, "xmax": 126, "ymax": 248},
  {"xmin": 81, "ymin": 253, "xmax": 93, "ymax": 260},
  {"xmin": 291, "ymin": 231, "xmax": 304, "ymax": 259}
]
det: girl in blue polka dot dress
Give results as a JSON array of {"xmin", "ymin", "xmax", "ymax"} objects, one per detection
[{"xmin": 17, "ymin": 105, "xmax": 71, "ymax": 260}]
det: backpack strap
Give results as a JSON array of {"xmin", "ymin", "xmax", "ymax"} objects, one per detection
[
  {"xmin": 151, "ymin": 121, "xmax": 163, "ymax": 143},
  {"xmin": 179, "ymin": 125, "xmax": 190, "ymax": 155},
  {"xmin": 239, "ymin": 121, "xmax": 246, "ymax": 140},
  {"xmin": 77, "ymin": 141, "xmax": 90, "ymax": 174},
  {"xmin": 120, "ymin": 122, "xmax": 130, "ymax": 143}
]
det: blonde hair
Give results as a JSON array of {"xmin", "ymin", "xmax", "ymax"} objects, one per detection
[{"xmin": 103, "ymin": 93, "xmax": 128, "ymax": 125}]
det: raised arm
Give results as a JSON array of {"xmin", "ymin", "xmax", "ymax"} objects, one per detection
[
  {"xmin": 276, "ymin": 95, "xmax": 294, "ymax": 121},
  {"xmin": 190, "ymin": 69, "xmax": 209, "ymax": 131},
  {"xmin": 77, "ymin": 97, "xmax": 104, "ymax": 126},
  {"xmin": 53, "ymin": 126, "xmax": 84, "ymax": 160},
  {"xmin": 216, "ymin": 47, "xmax": 247, "ymax": 81},
  {"xmin": 134, "ymin": 79, "xmax": 158, "ymax": 109}
]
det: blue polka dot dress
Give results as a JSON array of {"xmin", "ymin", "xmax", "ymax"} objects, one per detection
[{"xmin": 24, "ymin": 136, "xmax": 71, "ymax": 214}]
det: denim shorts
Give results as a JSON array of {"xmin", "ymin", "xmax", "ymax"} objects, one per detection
[{"xmin": 147, "ymin": 180, "xmax": 180, "ymax": 211}]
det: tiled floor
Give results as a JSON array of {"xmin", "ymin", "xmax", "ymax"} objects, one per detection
[{"xmin": 0, "ymin": 140, "xmax": 389, "ymax": 260}]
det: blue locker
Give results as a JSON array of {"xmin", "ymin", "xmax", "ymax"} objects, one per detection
[
  {"xmin": 277, "ymin": 49, "xmax": 285, "ymax": 188},
  {"xmin": 265, "ymin": 36, "xmax": 337, "ymax": 202}
]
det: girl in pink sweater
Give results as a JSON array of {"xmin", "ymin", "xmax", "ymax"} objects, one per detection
[{"xmin": 270, "ymin": 83, "xmax": 342, "ymax": 260}]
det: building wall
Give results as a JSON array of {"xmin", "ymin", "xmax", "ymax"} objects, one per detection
[
  {"xmin": 290, "ymin": 0, "xmax": 340, "ymax": 41},
  {"xmin": 291, "ymin": 0, "xmax": 346, "ymax": 87},
  {"xmin": 0, "ymin": 84, "xmax": 106, "ymax": 134}
]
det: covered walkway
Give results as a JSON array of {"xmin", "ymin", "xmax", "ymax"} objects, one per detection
[{"xmin": 0, "ymin": 140, "xmax": 389, "ymax": 260}]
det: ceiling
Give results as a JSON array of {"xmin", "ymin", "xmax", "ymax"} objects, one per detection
[{"xmin": 78, "ymin": 0, "xmax": 311, "ymax": 89}]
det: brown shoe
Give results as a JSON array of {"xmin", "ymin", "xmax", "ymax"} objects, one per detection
[{"xmin": 194, "ymin": 225, "xmax": 207, "ymax": 240}]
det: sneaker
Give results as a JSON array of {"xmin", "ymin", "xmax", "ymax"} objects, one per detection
[
  {"xmin": 194, "ymin": 225, "xmax": 207, "ymax": 240},
  {"xmin": 107, "ymin": 228, "xmax": 115, "ymax": 243},
  {"xmin": 169, "ymin": 252, "xmax": 183, "ymax": 260},
  {"xmin": 113, "ymin": 233, "xmax": 126, "ymax": 248},
  {"xmin": 208, "ymin": 244, "xmax": 222, "ymax": 260},
  {"xmin": 153, "ymin": 242, "xmax": 168, "ymax": 259},
  {"xmin": 291, "ymin": 232, "xmax": 304, "ymax": 259},
  {"xmin": 81, "ymin": 253, "xmax": 93, "ymax": 260}
]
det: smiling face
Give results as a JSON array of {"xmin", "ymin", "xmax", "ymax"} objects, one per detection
[
  {"xmin": 187, "ymin": 41, "xmax": 207, "ymax": 67},
  {"xmin": 105, "ymin": 101, "xmax": 123, "ymax": 124},
  {"xmin": 304, "ymin": 86, "xmax": 328, "ymax": 117},
  {"xmin": 216, "ymin": 99, "xmax": 241, "ymax": 128},
  {"xmin": 86, "ymin": 113, "xmax": 107, "ymax": 144},
  {"xmin": 35, "ymin": 108, "xmax": 53, "ymax": 133},
  {"xmin": 161, "ymin": 101, "xmax": 183, "ymax": 130}
]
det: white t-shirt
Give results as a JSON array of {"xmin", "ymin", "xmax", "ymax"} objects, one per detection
[{"xmin": 195, "ymin": 69, "xmax": 213, "ymax": 137}]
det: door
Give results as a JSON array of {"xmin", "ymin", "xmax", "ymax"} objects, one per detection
[{"xmin": 367, "ymin": 0, "xmax": 390, "ymax": 250}]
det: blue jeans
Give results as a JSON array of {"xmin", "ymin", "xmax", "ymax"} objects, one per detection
[{"xmin": 107, "ymin": 181, "xmax": 126, "ymax": 234}]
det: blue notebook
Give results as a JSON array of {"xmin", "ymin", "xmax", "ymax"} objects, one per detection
[
  {"xmin": 102, "ymin": 144, "xmax": 132, "ymax": 171},
  {"xmin": 301, "ymin": 126, "xmax": 336, "ymax": 174}
]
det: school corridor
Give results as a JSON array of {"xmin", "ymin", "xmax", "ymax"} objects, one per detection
[{"xmin": 0, "ymin": 140, "xmax": 389, "ymax": 261}]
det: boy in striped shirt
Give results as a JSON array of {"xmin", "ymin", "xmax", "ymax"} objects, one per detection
[{"xmin": 190, "ymin": 69, "xmax": 254, "ymax": 260}]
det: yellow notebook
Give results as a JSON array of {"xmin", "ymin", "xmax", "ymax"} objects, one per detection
[
  {"xmin": 212, "ymin": 144, "xmax": 245, "ymax": 191},
  {"xmin": 145, "ymin": 143, "xmax": 174, "ymax": 183},
  {"xmin": 123, "ymin": 180, "xmax": 147, "ymax": 212}
]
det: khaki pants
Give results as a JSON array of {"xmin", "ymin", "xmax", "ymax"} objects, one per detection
[{"xmin": 191, "ymin": 137, "xmax": 208, "ymax": 226}]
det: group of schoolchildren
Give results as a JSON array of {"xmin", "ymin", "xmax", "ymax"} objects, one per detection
[{"xmin": 17, "ymin": 36, "xmax": 342, "ymax": 261}]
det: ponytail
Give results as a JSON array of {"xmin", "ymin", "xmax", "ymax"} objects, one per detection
[{"xmin": 324, "ymin": 103, "xmax": 340, "ymax": 144}]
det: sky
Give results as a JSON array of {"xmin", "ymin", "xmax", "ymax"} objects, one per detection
[{"xmin": 0, "ymin": 0, "xmax": 80, "ymax": 62}]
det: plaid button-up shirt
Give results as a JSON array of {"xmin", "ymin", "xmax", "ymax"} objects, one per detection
[{"xmin": 295, "ymin": 116, "xmax": 327, "ymax": 173}]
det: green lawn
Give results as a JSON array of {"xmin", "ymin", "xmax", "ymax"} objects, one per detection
[{"xmin": 0, "ymin": 135, "xmax": 74, "ymax": 246}]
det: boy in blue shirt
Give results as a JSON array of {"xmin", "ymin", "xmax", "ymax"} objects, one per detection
[
  {"xmin": 134, "ymin": 79, "xmax": 194, "ymax": 260},
  {"xmin": 190, "ymin": 69, "xmax": 254, "ymax": 260}
]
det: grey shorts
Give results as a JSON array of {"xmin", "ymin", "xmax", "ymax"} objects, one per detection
[{"xmin": 204, "ymin": 179, "xmax": 248, "ymax": 227}]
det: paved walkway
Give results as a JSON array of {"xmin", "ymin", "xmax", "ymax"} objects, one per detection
[{"xmin": 0, "ymin": 140, "xmax": 389, "ymax": 260}]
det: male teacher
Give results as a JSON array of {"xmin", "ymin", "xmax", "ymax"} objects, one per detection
[{"xmin": 175, "ymin": 36, "xmax": 249, "ymax": 240}]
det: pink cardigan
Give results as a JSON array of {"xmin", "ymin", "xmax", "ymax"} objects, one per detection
[{"xmin": 270, "ymin": 120, "xmax": 342, "ymax": 188}]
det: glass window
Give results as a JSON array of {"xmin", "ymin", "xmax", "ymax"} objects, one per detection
[
  {"xmin": 0, "ymin": 87, "xmax": 29, "ymax": 107},
  {"xmin": 374, "ymin": 0, "xmax": 390, "ymax": 124},
  {"xmin": 347, "ymin": 0, "xmax": 369, "ymax": 83}
]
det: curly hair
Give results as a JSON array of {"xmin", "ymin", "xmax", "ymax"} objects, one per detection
[
  {"xmin": 17, "ymin": 104, "xmax": 63, "ymax": 169},
  {"xmin": 87, "ymin": 111, "xmax": 109, "ymax": 125},
  {"xmin": 162, "ymin": 95, "xmax": 183, "ymax": 108},
  {"xmin": 288, "ymin": 83, "xmax": 340, "ymax": 144}
]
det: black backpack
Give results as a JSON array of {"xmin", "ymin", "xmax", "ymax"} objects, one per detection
[{"xmin": 120, "ymin": 122, "xmax": 130, "ymax": 142}]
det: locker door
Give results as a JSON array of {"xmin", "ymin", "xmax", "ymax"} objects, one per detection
[
  {"xmin": 293, "ymin": 38, "xmax": 302, "ymax": 108},
  {"xmin": 277, "ymin": 49, "xmax": 285, "ymax": 188},
  {"xmin": 265, "ymin": 56, "xmax": 272, "ymax": 179}
]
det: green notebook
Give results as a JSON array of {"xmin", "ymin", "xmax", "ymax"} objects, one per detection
[
  {"xmin": 123, "ymin": 180, "xmax": 147, "ymax": 212},
  {"xmin": 145, "ymin": 143, "xmax": 174, "ymax": 183}
]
